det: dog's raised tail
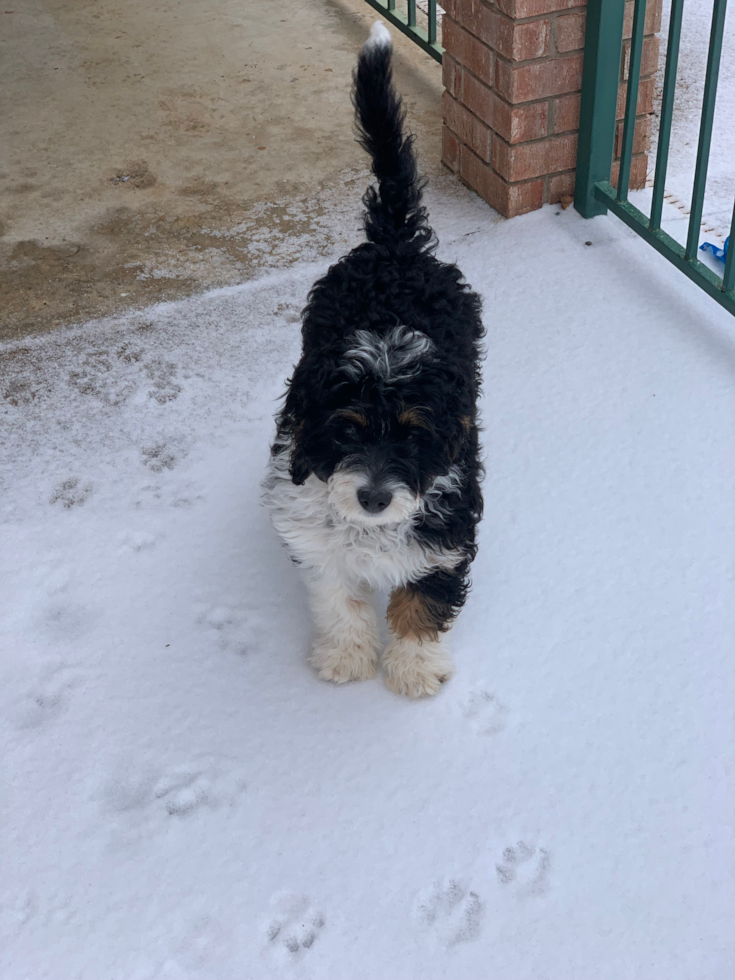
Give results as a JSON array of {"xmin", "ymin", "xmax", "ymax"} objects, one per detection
[{"xmin": 353, "ymin": 22, "xmax": 433, "ymax": 251}]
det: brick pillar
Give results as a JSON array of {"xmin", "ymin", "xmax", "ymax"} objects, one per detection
[{"xmin": 441, "ymin": 0, "xmax": 661, "ymax": 218}]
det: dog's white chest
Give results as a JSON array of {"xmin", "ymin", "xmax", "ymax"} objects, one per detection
[{"xmin": 264, "ymin": 459, "xmax": 458, "ymax": 589}]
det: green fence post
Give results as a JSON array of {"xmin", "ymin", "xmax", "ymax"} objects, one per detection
[{"xmin": 574, "ymin": 0, "xmax": 627, "ymax": 218}]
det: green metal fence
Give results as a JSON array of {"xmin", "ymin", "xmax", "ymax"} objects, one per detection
[
  {"xmin": 364, "ymin": 0, "xmax": 444, "ymax": 62},
  {"xmin": 575, "ymin": 0, "xmax": 734, "ymax": 316}
]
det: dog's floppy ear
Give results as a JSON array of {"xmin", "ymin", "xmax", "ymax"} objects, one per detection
[{"xmin": 289, "ymin": 421, "xmax": 311, "ymax": 485}]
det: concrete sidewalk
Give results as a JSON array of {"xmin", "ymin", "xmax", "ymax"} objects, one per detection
[{"xmin": 0, "ymin": 0, "xmax": 444, "ymax": 341}]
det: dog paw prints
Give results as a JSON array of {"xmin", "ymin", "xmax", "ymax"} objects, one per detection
[
  {"xmin": 8, "ymin": 664, "xmax": 80, "ymax": 730},
  {"xmin": 272, "ymin": 302, "xmax": 302, "ymax": 324},
  {"xmin": 141, "ymin": 442, "xmax": 178, "ymax": 472},
  {"xmin": 265, "ymin": 893, "xmax": 325, "ymax": 957},
  {"xmin": 412, "ymin": 879, "xmax": 483, "ymax": 948},
  {"xmin": 67, "ymin": 349, "xmax": 138, "ymax": 405},
  {"xmin": 144, "ymin": 357, "xmax": 181, "ymax": 404},
  {"xmin": 194, "ymin": 603, "xmax": 257, "ymax": 656},
  {"xmin": 496, "ymin": 842, "xmax": 550, "ymax": 896},
  {"xmin": 50, "ymin": 476, "xmax": 93, "ymax": 508},
  {"xmin": 461, "ymin": 689, "xmax": 508, "ymax": 736},
  {"xmin": 105, "ymin": 757, "xmax": 247, "ymax": 822}
]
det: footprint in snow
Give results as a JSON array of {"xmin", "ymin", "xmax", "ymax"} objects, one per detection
[
  {"xmin": 264, "ymin": 892, "xmax": 325, "ymax": 956},
  {"xmin": 9, "ymin": 665, "xmax": 81, "ymax": 730},
  {"xmin": 461, "ymin": 688, "xmax": 508, "ymax": 735},
  {"xmin": 412, "ymin": 879, "xmax": 483, "ymax": 948},
  {"xmin": 105, "ymin": 757, "xmax": 246, "ymax": 820},
  {"xmin": 194, "ymin": 603, "xmax": 257, "ymax": 656},
  {"xmin": 141, "ymin": 442, "xmax": 178, "ymax": 472},
  {"xmin": 496, "ymin": 842, "xmax": 550, "ymax": 896},
  {"xmin": 50, "ymin": 477, "xmax": 93, "ymax": 509}
]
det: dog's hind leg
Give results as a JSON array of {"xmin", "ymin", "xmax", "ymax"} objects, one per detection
[
  {"xmin": 306, "ymin": 574, "xmax": 380, "ymax": 684},
  {"xmin": 382, "ymin": 581, "xmax": 457, "ymax": 698}
]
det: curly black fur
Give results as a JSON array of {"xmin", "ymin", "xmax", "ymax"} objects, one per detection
[{"xmin": 271, "ymin": 34, "xmax": 485, "ymax": 628}]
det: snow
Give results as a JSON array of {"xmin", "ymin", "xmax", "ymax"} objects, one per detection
[{"xmin": 3, "ymin": 171, "xmax": 734, "ymax": 978}]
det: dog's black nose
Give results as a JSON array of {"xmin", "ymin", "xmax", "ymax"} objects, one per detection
[{"xmin": 357, "ymin": 487, "xmax": 393, "ymax": 514}]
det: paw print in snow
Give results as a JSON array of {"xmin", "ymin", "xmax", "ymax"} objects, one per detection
[
  {"xmin": 141, "ymin": 443, "xmax": 177, "ymax": 472},
  {"xmin": 496, "ymin": 842, "xmax": 550, "ymax": 896},
  {"xmin": 145, "ymin": 357, "xmax": 181, "ymax": 404},
  {"xmin": 105, "ymin": 756, "xmax": 246, "ymax": 821},
  {"xmin": 462, "ymin": 689, "xmax": 508, "ymax": 735},
  {"xmin": 265, "ymin": 893, "xmax": 325, "ymax": 956},
  {"xmin": 9, "ymin": 665, "xmax": 80, "ymax": 730},
  {"xmin": 195, "ymin": 603, "xmax": 255, "ymax": 655},
  {"xmin": 50, "ymin": 477, "xmax": 93, "ymax": 508},
  {"xmin": 412, "ymin": 879, "xmax": 483, "ymax": 948}
]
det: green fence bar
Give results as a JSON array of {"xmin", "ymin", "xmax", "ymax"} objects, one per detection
[
  {"xmin": 363, "ymin": 0, "xmax": 443, "ymax": 62},
  {"xmin": 574, "ymin": 0, "xmax": 626, "ymax": 218},
  {"xmin": 594, "ymin": 183, "xmax": 735, "ymax": 315},
  {"xmin": 618, "ymin": 0, "xmax": 647, "ymax": 201},
  {"xmin": 428, "ymin": 0, "xmax": 437, "ymax": 44},
  {"xmin": 724, "ymin": 203, "xmax": 735, "ymax": 294},
  {"xmin": 576, "ymin": 0, "xmax": 733, "ymax": 318},
  {"xmin": 650, "ymin": 0, "xmax": 684, "ymax": 231},
  {"xmin": 685, "ymin": 0, "xmax": 728, "ymax": 261}
]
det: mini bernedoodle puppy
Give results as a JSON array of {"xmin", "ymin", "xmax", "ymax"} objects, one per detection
[{"xmin": 264, "ymin": 22, "xmax": 484, "ymax": 698}]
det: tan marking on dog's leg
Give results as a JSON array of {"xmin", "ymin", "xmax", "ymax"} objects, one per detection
[
  {"xmin": 383, "ymin": 587, "xmax": 455, "ymax": 698},
  {"xmin": 307, "ymin": 576, "xmax": 379, "ymax": 684},
  {"xmin": 387, "ymin": 587, "xmax": 449, "ymax": 641}
]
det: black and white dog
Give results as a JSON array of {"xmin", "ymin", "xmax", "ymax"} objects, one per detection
[{"xmin": 264, "ymin": 22, "xmax": 484, "ymax": 698}]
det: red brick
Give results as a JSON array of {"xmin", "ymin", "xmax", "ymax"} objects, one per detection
[
  {"xmin": 458, "ymin": 0, "xmax": 550, "ymax": 60},
  {"xmin": 441, "ymin": 0, "xmax": 459, "ymax": 20},
  {"xmin": 462, "ymin": 71, "xmax": 548, "ymax": 142},
  {"xmin": 443, "ymin": 54, "xmax": 462, "ymax": 99},
  {"xmin": 442, "ymin": 91, "xmax": 493, "ymax": 162},
  {"xmin": 495, "ymin": 52, "xmax": 584, "ymax": 104},
  {"xmin": 460, "ymin": 144, "xmax": 544, "ymax": 217},
  {"xmin": 497, "ymin": 0, "xmax": 584, "ymax": 16},
  {"xmin": 622, "ymin": 35, "xmax": 661, "ymax": 81},
  {"xmin": 552, "ymin": 92, "xmax": 581, "ymax": 133},
  {"xmin": 493, "ymin": 16, "xmax": 551, "ymax": 61},
  {"xmin": 443, "ymin": 17, "xmax": 493, "ymax": 83},
  {"xmin": 611, "ymin": 153, "xmax": 649, "ymax": 191},
  {"xmin": 493, "ymin": 132, "xmax": 578, "ymax": 181},
  {"xmin": 548, "ymin": 170, "xmax": 576, "ymax": 203},
  {"xmin": 455, "ymin": 0, "xmax": 490, "ymax": 38},
  {"xmin": 442, "ymin": 125, "xmax": 461, "ymax": 172},
  {"xmin": 556, "ymin": 12, "xmax": 586, "ymax": 53},
  {"xmin": 614, "ymin": 113, "xmax": 652, "ymax": 157},
  {"xmin": 616, "ymin": 76, "xmax": 655, "ymax": 119},
  {"xmin": 623, "ymin": 0, "xmax": 663, "ymax": 39}
]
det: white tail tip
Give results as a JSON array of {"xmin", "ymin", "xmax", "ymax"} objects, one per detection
[{"xmin": 365, "ymin": 20, "xmax": 392, "ymax": 49}]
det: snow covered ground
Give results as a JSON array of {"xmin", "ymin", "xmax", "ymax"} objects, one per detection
[{"xmin": 3, "ymin": 168, "xmax": 734, "ymax": 978}]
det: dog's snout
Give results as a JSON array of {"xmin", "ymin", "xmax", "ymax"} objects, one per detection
[{"xmin": 357, "ymin": 486, "xmax": 393, "ymax": 514}]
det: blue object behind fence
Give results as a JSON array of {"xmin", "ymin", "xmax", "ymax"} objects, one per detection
[{"xmin": 699, "ymin": 235, "xmax": 729, "ymax": 264}]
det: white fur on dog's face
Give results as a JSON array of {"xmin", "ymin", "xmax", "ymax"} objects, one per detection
[{"xmin": 327, "ymin": 470, "xmax": 420, "ymax": 526}]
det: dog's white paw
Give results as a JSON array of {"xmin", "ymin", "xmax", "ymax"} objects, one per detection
[
  {"xmin": 310, "ymin": 641, "xmax": 378, "ymax": 684},
  {"xmin": 381, "ymin": 635, "xmax": 454, "ymax": 698}
]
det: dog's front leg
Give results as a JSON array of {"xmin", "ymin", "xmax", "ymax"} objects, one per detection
[
  {"xmin": 382, "ymin": 576, "xmax": 458, "ymax": 698},
  {"xmin": 306, "ymin": 574, "xmax": 379, "ymax": 684}
]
